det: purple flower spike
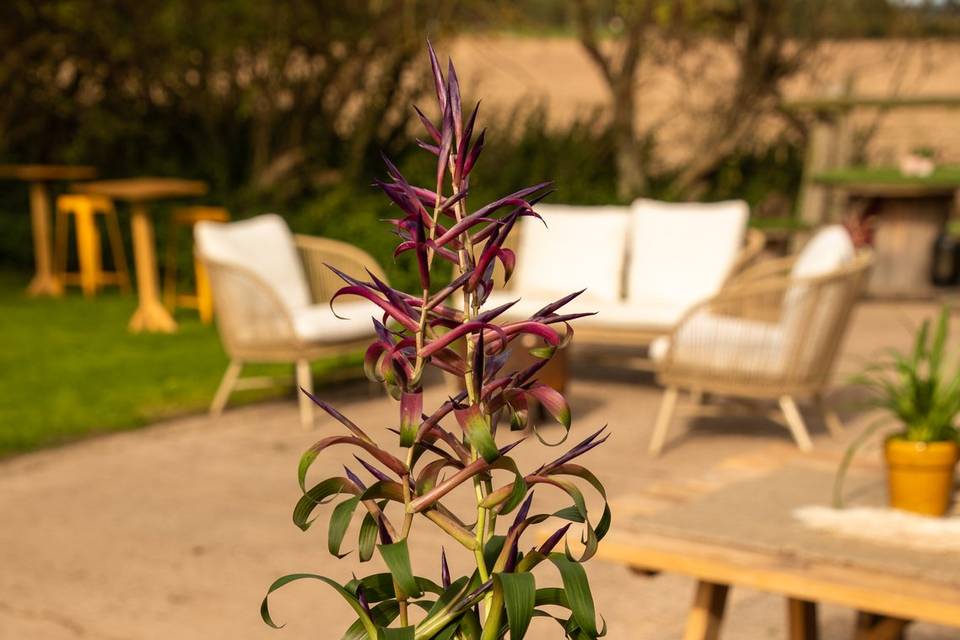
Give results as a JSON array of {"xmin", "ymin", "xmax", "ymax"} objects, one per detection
[
  {"xmin": 354, "ymin": 455, "xmax": 391, "ymax": 484},
  {"xmin": 441, "ymin": 548, "xmax": 451, "ymax": 588},
  {"xmin": 343, "ymin": 466, "xmax": 366, "ymax": 491},
  {"xmin": 377, "ymin": 515, "xmax": 393, "ymax": 545},
  {"xmin": 538, "ymin": 523, "xmax": 572, "ymax": 555}
]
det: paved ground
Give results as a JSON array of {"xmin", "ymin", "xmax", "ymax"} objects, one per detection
[{"xmin": 1, "ymin": 301, "xmax": 957, "ymax": 639}]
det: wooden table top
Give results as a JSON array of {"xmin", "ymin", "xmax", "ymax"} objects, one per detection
[
  {"xmin": 75, "ymin": 178, "xmax": 208, "ymax": 202},
  {"xmin": 0, "ymin": 164, "xmax": 97, "ymax": 182},
  {"xmin": 595, "ymin": 466, "xmax": 960, "ymax": 627},
  {"xmin": 599, "ymin": 529, "xmax": 960, "ymax": 628}
]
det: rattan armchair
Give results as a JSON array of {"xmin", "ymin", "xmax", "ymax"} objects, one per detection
[
  {"xmin": 648, "ymin": 226, "xmax": 873, "ymax": 455},
  {"xmin": 195, "ymin": 215, "xmax": 386, "ymax": 429}
]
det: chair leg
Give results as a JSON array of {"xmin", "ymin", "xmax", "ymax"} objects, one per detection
[
  {"xmin": 104, "ymin": 207, "xmax": 131, "ymax": 293},
  {"xmin": 74, "ymin": 205, "xmax": 99, "ymax": 297},
  {"xmin": 195, "ymin": 256, "xmax": 214, "ymax": 324},
  {"xmin": 779, "ymin": 395, "xmax": 814, "ymax": 452},
  {"xmin": 814, "ymin": 393, "xmax": 845, "ymax": 439},
  {"xmin": 295, "ymin": 359, "xmax": 314, "ymax": 430},
  {"xmin": 53, "ymin": 205, "xmax": 69, "ymax": 283},
  {"xmin": 163, "ymin": 219, "xmax": 179, "ymax": 310},
  {"xmin": 210, "ymin": 360, "xmax": 243, "ymax": 416},
  {"xmin": 649, "ymin": 386, "xmax": 679, "ymax": 457}
]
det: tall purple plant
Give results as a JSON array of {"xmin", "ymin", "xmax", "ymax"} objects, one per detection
[{"xmin": 261, "ymin": 42, "xmax": 610, "ymax": 639}]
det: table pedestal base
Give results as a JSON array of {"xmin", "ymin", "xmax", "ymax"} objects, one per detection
[
  {"xmin": 128, "ymin": 300, "xmax": 177, "ymax": 333},
  {"xmin": 27, "ymin": 182, "xmax": 63, "ymax": 297},
  {"xmin": 128, "ymin": 204, "xmax": 178, "ymax": 333}
]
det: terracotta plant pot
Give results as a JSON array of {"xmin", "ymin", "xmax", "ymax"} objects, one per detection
[{"xmin": 884, "ymin": 437, "xmax": 959, "ymax": 516}]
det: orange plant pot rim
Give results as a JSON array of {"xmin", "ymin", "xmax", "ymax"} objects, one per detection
[{"xmin": 885, "ymin": 436, "xmax": 959, "ymax": 466}]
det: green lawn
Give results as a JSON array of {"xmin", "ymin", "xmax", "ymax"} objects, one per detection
[{"xmin": 0, "ymin": 271, "xmax": 360, "ymax": 456}]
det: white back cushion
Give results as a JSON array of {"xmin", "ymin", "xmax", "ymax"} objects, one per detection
[
  {"xmin": 790, "ymin": 225, "xmax": 855, "ymax": 279},
  {"xmin": 195, "ymin": 213, "xmax": 311, "ymax": 313},
  {"xmin": 626, "ymin": 199, "xmax": 749, "ymax": 306},
  {"xmin": 514, "ymin": 204, "xmax": 630, "ymax": 302},
  {"xmin": 782, "ymin": 225, "xmax": 856, "ymax": 371}
]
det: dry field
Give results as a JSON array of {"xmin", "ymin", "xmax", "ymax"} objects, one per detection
[{"xmin": 451, "ymin": 35, "xmax": 960, "ymax": 169}]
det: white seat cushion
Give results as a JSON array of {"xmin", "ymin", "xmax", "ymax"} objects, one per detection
[
  {"xmin": 292, "ymin": 300, "xmax": 381, "ymax": 343},
  {"xmin": 651, "ymin": 312, "xmax": 786, "ymax": 376},
  {"xmin": 481, "ymin": 291, "xmax": 688, "ymax": 332},
  {"xmin": 626, "ymin": 199, "xmax": 748, "ymax": 310},
  {"xmin": 514, "ymin": 204, "xmax": 630, "ymax": 303},
  {"xmin": 195, "ymin": 214, "xmax": 311, "ymax": 314}
]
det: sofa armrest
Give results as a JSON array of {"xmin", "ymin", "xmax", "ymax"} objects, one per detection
[
  {"xmin": 294, "ymin": 234, "xmax": 389, "ymax": 303},
  {"xmin": 201, "ymin": 257, "xmax": 299, "ymax": 352}
]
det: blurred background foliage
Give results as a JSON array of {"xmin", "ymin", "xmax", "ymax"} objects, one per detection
[{"xmin": 2, "ymin": 0, "xmax": 959, "ymax": 291}]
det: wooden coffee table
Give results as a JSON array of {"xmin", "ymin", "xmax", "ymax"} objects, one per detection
[
  {"xmin": 598, "ymin": 467, "xmax": 960, "ymax": 640},
  {"xmin": 0, "ymin": 164, "xmax": 97, "ymax": 296},
  {"xmin": 75, "ymin": 178, "xmax": 208, "ymax": 332}
]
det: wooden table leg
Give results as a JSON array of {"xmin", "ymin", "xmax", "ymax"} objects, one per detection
[
  {"xmin": 854, "ymin": 612, "xmax": 909, "ymax": 640},
  {"xmin": 683, "ymin": 580, "xmax": 729, "ymax": 640},
  {"xmin": 26, "ymin": 182, "xmax": 62, "ymax": 296},
  {"xmin": 787, "ymin": 598, "xmax": 818, "ymax": 640},
  {"xmin": 128, "ymin": 202, "xmax": 177, "ymax": 333}
]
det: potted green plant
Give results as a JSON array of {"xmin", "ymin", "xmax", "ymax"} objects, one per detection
[
  {"xmin": 259, "ymin": 42, "xmax": 610, "ymax": 638},
  {"xmin": 835, "ymin": 306, "xmax": 960, "ymax": 516},
  {"xmin": 899, "ymin": 145, "xmax": 937, "ymax": 177}
]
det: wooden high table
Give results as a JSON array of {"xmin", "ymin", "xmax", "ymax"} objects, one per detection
[
  {"xmin": 596, "ymin": 467, "xmax": 960, "ymax": 640},
  {"xmin": 0, "ymin": 164, "xmax": 97, "ymax": 296},
  {"xmin": 74, "ymin": 178, "xmax": 208, "ymax": 333}
]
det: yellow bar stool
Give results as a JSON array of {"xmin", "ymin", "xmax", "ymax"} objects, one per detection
[
  {"xmin": 163, "ymin": 206, "xmax": 230, "ymax": 324},
  {"xmin": 53, "ymin": 194, "xmax": 131, "ymax": 297}
]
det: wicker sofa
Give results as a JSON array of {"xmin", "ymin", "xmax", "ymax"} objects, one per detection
[{"xmin": 482, "ymin": 198, "xmax": 765, "ymax": 348}]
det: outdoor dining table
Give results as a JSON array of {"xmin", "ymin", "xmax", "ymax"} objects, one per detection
[
  {"xmin": 0, "ymin": 164, "xmax": 97, "ymax": 296},
  {"xmin": 74, "ymin": 177, "xmax": 208, "ymax": 333},
  {"xmin": 594, "ymin": 466, "xmax": 960, "ymax": 640}
]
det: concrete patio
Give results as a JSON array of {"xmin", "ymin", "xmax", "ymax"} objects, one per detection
[{"xmin": 1, "ymin": 300, "xmax": 957, "ymax": 639}]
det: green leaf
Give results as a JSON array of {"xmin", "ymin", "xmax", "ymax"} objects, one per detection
[
  {"xmin": 479, "ymin": 457, "xmax": 527, "ymax": 514},
  {"xmin": 361, "ymin": 480, "xmax": 405, "ymax": 503},
  {"xmin": 548, "ymin": 554, "xmax": 599, "ymax": 638},
  {"xmin": 457, "ymin": 609, "xmax": 483, "ymax": 639},
  {"xmin": 497, "ymin": 572, "xmax": 536, "ymax": 639},
  {"xmin": 454, "ymin": 405, "xmax": 499, "ymax": 463},
  {"xmin": 342, "ymin": 601, "xmax": 400, "ymax": 640},
  {"xmin": 479, "ymin": 576, "xmax": 505, "ymax": 640},
  {"xmin": 379, "ymin": 539, "xmax": 423, "ymax": 597},
  {"xmin": 358, "ymin": 510, "xmax": 379, "ymax": 562},
  {"xmin": 329, "ymin": 496, "xmax": 360, "ymax": 558},
  {"xmin": 424, "ymin": 576, "xmax": 471, "ymax": 620},
  {"xmin": 483, "ymin": 535, "xmax": 507, "ymax": 574},
  {"xmin": 378, "ymin": 626, "xmax": 415, "ymax": 640},
  {"xmin": 346, "ymin": 572, "xmax": 442, "ymax": 603},
  {"xmin": 534, "ymin": 587, "xmax": 569, "ymax": 608},
  {"xmin": 298, "ymin": 436, "xmax": 407, "ymax": 492},
  {"xmin": 400, "ymin": 391, "xmax": 422, "ymax": 448},
  {"xmin": 293, "ymin": 477, "xmax": 357, "ymax": 531},
  {"xmin": 261, "ymin": 573, "xmax": 376, "ymax": 640}
]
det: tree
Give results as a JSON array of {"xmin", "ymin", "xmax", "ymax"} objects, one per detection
[
  {"xmin": 571, "ymin": 1, "xmax": 661, "ymax": 200},
  {"xmin": 570, "ymin": 0, "xmax": 824, "ymax": 200},
  {"xmin": 0, "ymin": 0, "xmax": 454, "ymax": 199}
]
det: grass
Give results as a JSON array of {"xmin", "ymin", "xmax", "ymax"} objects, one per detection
[{"xmin": 0, "ymin": 271, "xmax": 361, "ymax": 456}]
